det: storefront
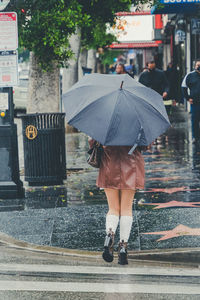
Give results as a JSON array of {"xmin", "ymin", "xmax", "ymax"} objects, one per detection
[
  {"xmin": 108, "ymin": 12, "xmax": 164, "ymax": 73},
  {"xmin": 152, "ymin": 1, "xmax": 199, "ymax": 73},
  {"xmin": 191, "ymin": 18, "xmax": 200, "ymax": 68},
  {"xmin": 152, "ymin": 1, "xmax": 199, "ymax": 102}
]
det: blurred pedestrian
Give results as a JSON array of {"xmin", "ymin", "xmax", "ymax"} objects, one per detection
[
  {"xmin": 138, "ymin": 60, "xmax": 169, "ymax": 99},
  {"xmin": 138, "ymin": 60, "xmax": 170, "ymax": 144},
  {"xmin": 165, "ymin": 62, "xmax": 179, "ymax": 100},
  {"xmin": 131, "ymin": 63, "xmax": 137, "ymax": 77},
  {"xmin": 116, "ymin": 63, "xmax": 133, "ymax": 78},
  {"xmin": 164, "ymin": 62, "xmax": 178, "ymax": 114},
  {"xmin": 182, "ymin": 59, "xmax": 200, "ymax": 144},
  {"xmin": 125, "ymin": 63, "xmax": 137, "ymax": 78},
  {"xmin": 108, "ymin": 64, "xmax": 116, "ymax": 74},
  {"xmin": 88, "ymin": 140, "xmax": 146, "ymax": 265},
  {"xmin": 115, "ymin": 63, "xmax": 127, "ymax": 75},
  {"xmin": 141, "ymin": 62, "xmax": 149, "ymax": 73}
]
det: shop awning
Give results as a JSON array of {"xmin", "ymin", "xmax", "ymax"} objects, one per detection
[
  {"xmin": 109, "ymin": 41, "xmax": 162, "ymax": 49},
  {"xmin": 151, "ymin": 2, "xmax": 198, "ymax": 14}
]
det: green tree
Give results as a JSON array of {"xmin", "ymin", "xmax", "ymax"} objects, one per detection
[
  {"xmin": 80, "ymin": 0, "xmax": 132, "ymax": 50},
  {"xmin": 6, "ymin": 0, "xmax": 91, "ymax": 112},
  {"xmin": 5, "ymin": 0, "xmax": 157, "ymax": 112},
  {"xmin": 8, "ymin": 0, "xmax": 90, "ymax": 70},
  {"xmin": 7, "ymin": 0, "xmax": 158, "ymax": 70}
]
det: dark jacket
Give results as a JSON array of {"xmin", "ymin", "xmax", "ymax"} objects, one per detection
[
  {"xmin": 139, "ymin": 68, "xmax": 169, "ymax": 96},
  {"xmin": 182, "ymin": 71, "xmax": 200, "ymax": 104},
  {"xmin": 164, "ymin": 66, "xmax": 179, "ymax": 100}
]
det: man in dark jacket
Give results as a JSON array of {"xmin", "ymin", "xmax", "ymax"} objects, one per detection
[
  {"xmin": 182, "ymin": 59, "xmax": 200, "ymax": 143},
  {"xmin": 165, "ymin": 62, "xmax": 179, "ymax": 101},
  {"xmin": 139, "ymin": 61, "xmax": 169, "ymax": 99}
]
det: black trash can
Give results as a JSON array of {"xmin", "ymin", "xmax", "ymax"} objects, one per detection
[
  {"xmin": 82, "ymin": 67, "xmax": 92, "ymax": 75},
  {"xmin": 21, "ymin": 113, "xmax": 66, "ymax": 186}
]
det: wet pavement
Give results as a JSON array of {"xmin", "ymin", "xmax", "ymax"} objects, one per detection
[
  {"xmin": 0, "ymin": 105, "xmax": 200, "ymax": 255},
  {"xmin": 0, "ymin": 243, "xmax": 199, "ymax": 299}
]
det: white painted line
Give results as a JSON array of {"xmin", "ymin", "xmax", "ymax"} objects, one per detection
[
  {"xmin": 0, "ymin": 263, "xmax": 199, "ymax": 276},
  {"xmin": 0, "ymin": 281, "xmax": 199, "ymax": 294}
]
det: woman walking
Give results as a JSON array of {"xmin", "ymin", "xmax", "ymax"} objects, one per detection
[
  {"xmin": 89, "ymin": 141, "xmax": 145, "ymax": 265},
  {"xmin": 63, "ymin": 71, "xmax": 170, "ymax": 265}
]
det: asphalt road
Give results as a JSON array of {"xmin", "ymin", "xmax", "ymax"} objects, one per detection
[{"xmin": 0, "ymin": 243, "xmax": 199, "ymax": 300}]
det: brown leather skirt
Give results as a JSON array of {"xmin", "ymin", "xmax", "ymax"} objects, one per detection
[{"xmin": 97, "ymin": 146, "xmax": 145, "ymax": 190}]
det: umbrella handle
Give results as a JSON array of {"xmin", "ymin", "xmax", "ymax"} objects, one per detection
[{"xmin": 128, "ymin": 144, "xmax": 138, "ymax": 155}]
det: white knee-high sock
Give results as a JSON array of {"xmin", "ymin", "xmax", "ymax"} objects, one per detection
[
  {"xmin": 106, "ymin": 214, "xmax": 119, "ymax": 234},
  {"xmin": 120, "ymin": 216, "xmax": 133, "ymax": 242}
]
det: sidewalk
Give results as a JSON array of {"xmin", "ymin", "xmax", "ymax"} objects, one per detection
[{"xmin": 0, "ymin": 105, "xmax": 200, "ymax": 264}]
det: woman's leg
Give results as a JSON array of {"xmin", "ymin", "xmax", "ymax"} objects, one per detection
[
  {"xmin": 102, "ymin": 188, "xmax": 120, "ymax": 262},
  {"xmin": 104, "ymin": 188, "xmax": 120, "ymax": 234},
  {"xmin": 119, "ymin": 189, "xmax": 135, "ymax": 242}
]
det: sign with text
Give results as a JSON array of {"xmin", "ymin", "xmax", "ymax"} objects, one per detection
[
  {"xmin": 161, "ymin": 0, "xmax": 200, "ymax": 3},
  {"xmin": 0, "ymin": 12, "xmax": 18, "ymax": 50},
  {"xmin": 191, "ymin": 19, "xmax": 200, "ymax": 34},
  {"xmin": 0, "ymin": 92, "xmax": 8, "ymax": 110},
  {"xmin": 0, "ymin": 50, "xmax": 18, "ymax": 87},
  {"xmin": 107, "ymin": 15, "xmax": 154, "ymax": 43},
  {"xmin": 175, "ymin": 30, "xmax": 186, "ymax": 44}
]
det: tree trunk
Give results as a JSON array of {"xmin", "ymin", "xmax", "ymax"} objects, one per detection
[
  {"xmin": 87, "ymin": 49, "xmax": 97, "ymax": 73},
  {"xmin": 78, "ymin": 48, "xmax": 88, "ymax": 80},
  {"xmin": 62, "ymin": 30, "xmax": 81, "ymax": 132},
  {"xmin": 97, "ymin": 57, "xmax": 105, "ymax": 74},
  {"xmin": 27, "ymin": 52, "xmax": 60, "ymax": 113},
  {"xmin": 62, "ymin": 30, "xmax": 81, "ymax": 94}
]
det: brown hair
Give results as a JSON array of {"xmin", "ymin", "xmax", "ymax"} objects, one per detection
[{"xmin": 116, "ymin": 63, "xmax": 126, "ymax": 73}]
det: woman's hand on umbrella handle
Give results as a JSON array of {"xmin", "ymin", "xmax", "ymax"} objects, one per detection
[{"xmin": 88, "ymin": 137, "xmax": 95, "ymax": 149}]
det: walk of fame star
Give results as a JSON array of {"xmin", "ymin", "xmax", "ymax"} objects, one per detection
[
  {"xmin": 146, "ymin": 168, "xmax": 178, "ymax": 174},
  {"xmin": 147, "ymin": 161, "xmax": 172, "ymax": 165},
  {"xmin": 142, "ymin": 224, "xmax": 200, "ymax": 241},
  {"xmin": 143, "ymin": 186, "xmax": 200, "ymax": 194},
  {"xmin": 140, "ymin": 200, "xmax": 200, "ymax": 209},
  {"xmin": 146, "ymin": 176, "xmax": 181, "ymax": 182}
]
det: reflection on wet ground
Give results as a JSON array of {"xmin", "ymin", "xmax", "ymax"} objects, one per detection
[{"xmin": 0, "ymin": 105, "xmax": 200, "ymax": 251}]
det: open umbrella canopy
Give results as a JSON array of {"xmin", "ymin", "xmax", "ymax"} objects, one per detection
[{"xmin": 63, "ymin": 73, "xmax": 170, "ymax": 148}]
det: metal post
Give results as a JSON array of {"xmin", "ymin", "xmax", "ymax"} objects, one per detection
[
  {"xmin": 0, "ymin": 87, "xmax": 24, "ymax": 198},
  {"xmin": 186, "ymin": 22, "xmax": 191, "ymax": 74}
]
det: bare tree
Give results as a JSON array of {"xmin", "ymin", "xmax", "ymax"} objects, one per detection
[{"xmin": 27, "ymin": 53, "xmax": 60, "ymax": 113}]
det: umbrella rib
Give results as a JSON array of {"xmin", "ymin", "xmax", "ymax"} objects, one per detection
[
  {"xmin": 122, "ymin": 90, "xmax": 146, "ymax": 144},
  {"xmin": 129, "ymin": 96, "xmax": 147, "ymax": 143},
  {"xmin": 124, "ymin": 89, "xmax": 170, "ymax": 125},
  {"xmin": 123, "ymin": 89, "xmax": 170, "ymax": 145},
  {"xmin": 104, "ymin": 90, "xmax": 123, "ymax": 145}
]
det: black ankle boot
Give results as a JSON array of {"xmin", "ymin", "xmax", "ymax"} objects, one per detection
[
  {"xmin": 118, "ymin": 240, "xmax": 128, "ymax": 265},
  {"xmin": 102, "ymin": 229, "xmax": 114, "ymax": 263}
]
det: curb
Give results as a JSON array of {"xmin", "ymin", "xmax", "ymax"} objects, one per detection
[
  {"xmin": 129, "ymin": 248, "xmax": 200, "ymax": 266},
  {"xmin": 0, "ymin": 231, "xmax": 100, "ymax": 259},
  {"xmin": 1, "ymin": 231, "xmax": 200, "ymax": 268}
]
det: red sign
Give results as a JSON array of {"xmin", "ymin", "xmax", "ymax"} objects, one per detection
[
  {"xmin": 110, "ymin": 41, "xmax": 162, "ymax": 49},
  {"xmin": 0, "ymin": 12, "xmax": 18, "ymax": 50}
]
